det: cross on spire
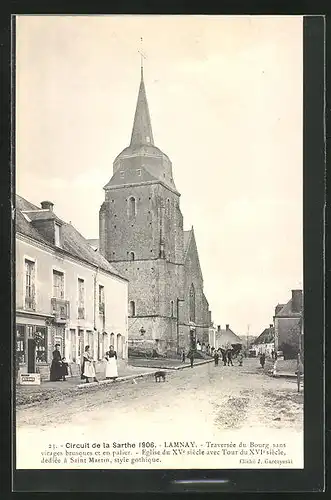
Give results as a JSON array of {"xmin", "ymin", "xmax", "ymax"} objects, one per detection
[{"xmin": 138, "ymin": 37, "xmax": 147, "ymax": 78}]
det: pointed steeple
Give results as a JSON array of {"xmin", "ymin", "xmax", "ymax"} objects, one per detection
[{"xmin": 130, "ymin": 67, "xmax": 154, "ymax": 147}]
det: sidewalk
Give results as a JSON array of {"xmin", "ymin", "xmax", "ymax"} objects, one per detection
[{"xmin": 16, "ymin": 363, "xmax": 156, "ymax": 407}]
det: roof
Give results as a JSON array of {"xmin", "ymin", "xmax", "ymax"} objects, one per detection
[
  {"xmin": 87, "ymin": 239, "xmax": 99, "ymax": 250},
  {"xmin": 183, "ymin": 230, "xmax": 192, "ymax": 254},
  {"xmin": 130, "ymin": 67, "xmax": 154, "ymax": 148},
  {"xmin": 16, "ymin": 195, "xmax": 127, "ymax": 281},
  {"xmin": 253, "ymin": 326, "xmax": 275, "ymax": 345},
  {"xmin": 216, "ymin": 328, "xmax": 242, "ymax": 348},
  {"xmin": 275, "ymin": 298, "xmax": 302, "ymax": 317}
]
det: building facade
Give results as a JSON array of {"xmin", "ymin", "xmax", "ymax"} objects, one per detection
[
  {"xmin": 99, "ymin": 67, "xmax": 212, "ymax": 356},
  {"xmin": 250, "ymin": 324, "xmax": 275, "ymax": 357},
  {"xmin": 16, "ymin": 195, "xmax": 129, "ymax": 380},
  {"xmin": 274, "ymin": 289, "xmax": 303, "ymax": 359}
]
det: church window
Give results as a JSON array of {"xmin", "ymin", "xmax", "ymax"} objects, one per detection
[
  {"xmin": 129, "ymin": 252, "xmax": 135, "ymax": 261},
  {"xmin": 146, "ymin": 136, "xmax": 150, "ymax": 143},
  {"xmin": 189, "ymin": 284, "xmax": 196, "ymax": 323},
  {"xmin": 128, "ymin": 196, "xmax": 136, "ymax": 217},
  {"xmin": 129, "ymin": 301, "xmax": 136, "ymax": 317},
  {"xmin": 137, "ymin": 169, "xmax": 141, "ymax": 176},
  {"xmin": 120, "ymin": 171, "xmax": 124, "ymax": 178},
  {"xmin": 170, "ymin": 301, "xmax": 174, "ymax": 317}
]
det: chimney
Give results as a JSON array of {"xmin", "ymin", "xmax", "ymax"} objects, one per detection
[
  {"xmin": 275, "ymin": 304, "xmax": 284, "ymax": 316},
  {"xmin": 226, "ymin": 324, "xmax": 229, "ymax": 330},
  {"xmin": 292, "ymin": 289, "xmax": 303, "ymax": 313},
  {"xmin": 217, "ymin": 325, "xmax": 220, "ymax": 332},
  {"xmin": 270, "ymin": 324, "xmax": 273, "ymax": 329},
  {"xmin": 41, "ymin": 200, "xmax": 54, "ymax": 211}
]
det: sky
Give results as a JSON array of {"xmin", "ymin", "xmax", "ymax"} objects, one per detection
[{"xmin": 16, "ymin": 15, "xmax": 303, "ymax": 336}]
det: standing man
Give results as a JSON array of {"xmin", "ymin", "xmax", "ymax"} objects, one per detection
[
  {"xmin": 260, "ymin": 352, "xmax": 266, "ymax": 369},
  {"xmin": 214, "ymin": 350, "xmax": 219, "ymax": 366},
  {"xmin": 181, "ymin": 349, "xmax": 186, "ymax": 363},
  {"xmin": 227, "ymin": 349, "xmax": 233, "ymax": 366},
  {"xmin": 188, "ymin": 349, "xmax": 194, "ymax": 368}
]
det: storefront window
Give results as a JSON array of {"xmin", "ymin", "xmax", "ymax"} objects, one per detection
[
  {"xmin": 16, "ymin": 325, "xmax": 25, "ymax": 364},
  {"xmin": 35, "ymin": 327, "xmax": 47, "ymax": 363}
]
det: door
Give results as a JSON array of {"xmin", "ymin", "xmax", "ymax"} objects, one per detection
[
  {"xmin": 117, "ymin": 334, "xmax": 123, "ymax": 358},
  {"xmin": 27, "ymin": 339, "xmax": 36, "ymax": 373},
  {"xmin": 70, "ymin": 329, "xmax": 76, "ymax": 362}
]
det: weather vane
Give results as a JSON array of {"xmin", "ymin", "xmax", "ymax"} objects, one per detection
[{"xmin": 138, "ymin": 36, "xmax": 147, "ymax": 71}]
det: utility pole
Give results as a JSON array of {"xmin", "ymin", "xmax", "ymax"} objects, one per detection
[{"xmin": 246, "ymin": 324, "xmax": 250, "ymax": 354}]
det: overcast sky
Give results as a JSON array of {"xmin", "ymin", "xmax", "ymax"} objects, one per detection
[{"xmin": 16, "ymin": 15, "xmax": 303, "ymax": 336}]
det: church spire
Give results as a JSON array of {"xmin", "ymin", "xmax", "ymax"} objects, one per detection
[{"xmin": 130, "ymin": 60, "xmax": 154, "ymax": 147}]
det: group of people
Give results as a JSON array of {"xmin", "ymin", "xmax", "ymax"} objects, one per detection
[
  {"xmin": 50, "ymin": 344, "xmax": 119, "ymax": 383},
  {"xmin": 213, "ymin": 348, "xmax": 244, "ymax": 367}
]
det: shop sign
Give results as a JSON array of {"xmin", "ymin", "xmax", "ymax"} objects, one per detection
[{"xmin": 19, "ymin": 373, "xmax": 41, "ymax": 385}]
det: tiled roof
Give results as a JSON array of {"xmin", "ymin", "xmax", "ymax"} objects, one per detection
[
  {"xmin": 276, "ymin": 298, "xmax": 302, "ymax": 317},
  {"xmin": 183, "ymin": 230, "xmax": 192, "ymax": 254},
  {"xmin": 216, "ymin": 328, "xmax": 242, "ymax": 348},
  {"xmin": 254, "ymin": 326, "xmax": 275, "ymax": 345},
  {"xmin": 16, "ymin": 195, "xmax": 127, "ymax": 281}
]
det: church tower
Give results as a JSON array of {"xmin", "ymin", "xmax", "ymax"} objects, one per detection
[{"xmin": 99, "ymin": 66, "xmax": 185, "ymax": 355}]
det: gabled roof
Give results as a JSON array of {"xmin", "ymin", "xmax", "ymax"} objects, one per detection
[
  {"xmin": 16, "ymin": 195, "xmax": 127, "ymax": 281},
  {"xmin": 184, "ymin": 227, "xmax": 203, "ymax": 281},
  {"xmin": 253, "ymin": 326, "xmax": 275, "ymax": 345},
  {"xmin": 216, "ymin": 327, "xmax": 242, "ymax": 348},
  {"xmin": 275, "ymin": 298, "xmax": 302, "ymax": 317}
]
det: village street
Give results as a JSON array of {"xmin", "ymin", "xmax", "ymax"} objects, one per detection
[{"xmin": 16, "ymin": 360, "xmax": 303, "ymax": 456}]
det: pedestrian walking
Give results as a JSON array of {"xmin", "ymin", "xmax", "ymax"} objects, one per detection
[
  {"xmin": 227, "ymin": 349, "xmax": 233, "ymax": 366},
  {"xmin": 181, "ymin": 349, "xmax": 186, "ymax": 363},
  {"xmin": 82, "ymin": 345, "xmax": 98, "ymax": 383},
  {"xmin": 221, "ymin": 349, "xmax": 227, "ymax": 366},
  {"xmin": 188, "ymin": 349, "xmax": 194, "ymax": 368},
  {"xmin": 214, "ymin": 350, "xmax": 219, "ymax": 366},
  {"xmin": 105, "ymin": 345, "xmax": 118, "ymax": 380},
  {"xmin": 260, "ymin": 352, "xmax": 266, "ymax": 369},
  {"xmin": 237, "ymin": 351, "xmax": 244, "ymax": 367},
  {"xmin": 271, "ymin": 350, "xmax": 275, "ymax": 360},
  {"xmin": 50, "ymin": 344, "xmax": 65, "ymax": 381}
]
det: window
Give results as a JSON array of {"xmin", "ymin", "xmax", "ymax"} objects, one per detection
[
  {"xmin": 35, "ymin": 327, "xmax": 47, "ymax": 362},
  {"xmin": 189, "ymin": 283, "xmax": 196, "ymax": 323},
  {"xmin": 128, "ymin": 196, "xmax": 136, "ymax": 218},
  {"xmin": 25, "ymin": 259, "xmax": 35, "ymax": 310},
  {"xmin": 53, "ymin": 270, "xmax": 64, "ymax": 299},
  {"xmin": 170, "ymin": 300, "xmax": 174, "ymax": 317},
  {"xmin": 16, "ymin": 325, "xmax": 25, "ymax": 364},
  {"xmin": 55, "ymin": 223, "xmax": 61, "ymax": 247},
  {"xmin": 137, "ymin": 169, "xmax": 141, "ymax": 176},
  {"xmin": 129, "ymin": 301, "xmax": 136, "ymax": 317},
  {"xmin": 129, "ymin": 251, "xmax": 135, "ymax": 261},
  {"xmin": 120, "ymin": 171, "xmax": 124, "ymax": 178},
  {"xmin": 99, "ymin": 285, "xmax": 105, "ymax": 315},
  {"xmin": 146, "ymin": 136, "xmax": 150, "ymax": 143},
  {"xmin": 78, "ymin": 278, "xmax": 85, "ymax": 319}
]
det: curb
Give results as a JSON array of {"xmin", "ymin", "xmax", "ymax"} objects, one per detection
[
  {"xmin": 129, "ymin": 358, "xmax": 214, "ymax": 371},
  {"xmin": 76, "ymin": 371, "xmax": 155, "ymax": 388}
]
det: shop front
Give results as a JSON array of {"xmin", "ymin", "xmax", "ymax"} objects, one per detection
[{"xmin": 16, "ymin": 312, "xmax": 63, "ymax": 381}]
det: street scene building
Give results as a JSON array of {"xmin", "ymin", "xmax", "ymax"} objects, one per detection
[
  {"xmin": 274, "ymin": 289, "xmax": 303, "ymax": 359},
  {"xmin": 250, "ymin": 324, "xmax": 275, "ymax": 357},
  {"xmin": 16, "ymin": 195, "xmax": 129, "ymax": 380},
  {"xmin": 98, "ymin": 68, "xmax": 212, "ymax": 356}
]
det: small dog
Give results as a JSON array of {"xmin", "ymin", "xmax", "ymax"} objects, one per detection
[{"xmin": 154, "ymin": 371, "xmax": 166, "ymax": 382}]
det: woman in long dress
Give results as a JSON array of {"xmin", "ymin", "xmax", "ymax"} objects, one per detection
[
  {"xmin": 50, "ymin": 344, "xmax": 64, "ymax": 381},
  {"xmin": 105, "ymin": 345, "xmax": 118, "ymax": 380},
  {"xmin": 82, "ymin": 345, "xmax": 98, "ymax": 383}
]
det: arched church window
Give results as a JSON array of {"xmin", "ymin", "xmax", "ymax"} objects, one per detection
[
  {"xmin": 189, "ymin": 284, "xmax": 196, "ymax": 323},
  {"xmin": 129, "ymin": 251, "xmax": 135, "ymax": 261},
  {"xmin": 128, "ymin": 196, "xmax": 136, "ymax": 217},
  {"xmin": 129, "ymin": 301, "xmax": 136, "ymax": 317},
  {"xmin": 170, "ymin": 300, "xmax": 174, "ymax": 317}
]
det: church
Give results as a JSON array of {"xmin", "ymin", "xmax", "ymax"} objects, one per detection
[{"xmin": 98, "ymin": 66, "xmax": 212, "ymax": 356}]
